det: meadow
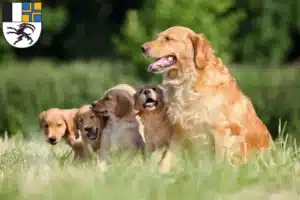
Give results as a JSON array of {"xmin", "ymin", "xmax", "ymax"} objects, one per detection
[{"xmin": 0, "ymin": 60, "xmax": 300, "ymax": 199}]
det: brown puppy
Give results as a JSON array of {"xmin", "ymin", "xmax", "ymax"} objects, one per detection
[
  {"xmin": 91, "ymin": 87, "xmax": 145, "ymax": 169},
  {"xmin": 141, "ymin": 26, "xmax": 271, "ymax": 165},
  {"xmin": 39, "ymin": 108, "xmax": 85, "ymax": 160},
  {"xmin": 134, "ymin": 85, "xmax": 173, "ymax": 171},
  {"xmin": 134, "ymin": 85, "xmax": 171, "ymax": 152},
  {"xmin": 75, "ymin": 104, "xmax": 107, "ymax": 158}
]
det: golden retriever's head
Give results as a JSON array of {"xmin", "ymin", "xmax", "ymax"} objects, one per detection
[
  {"xmin": 39, "ymin": 108, "xmax": 69, "ymax": 145},
  {"xmin": 92, "ymin": 89, "xmax": 134, "ymax": 119},
  {"xmin": 141, "ymin": 26, "xmax": 214, "ymax": 85},
  {"xmin": 75, "ymin": 105, "xmax": 105, "ymax": 141},
  {"xmin": 134, "ymin": 85, "xmax": 167, "ymax": 112}
]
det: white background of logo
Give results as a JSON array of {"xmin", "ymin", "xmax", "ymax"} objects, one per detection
[{"xmin": 2, "ymin": 22, "xmax": 41, "ymax": 48}]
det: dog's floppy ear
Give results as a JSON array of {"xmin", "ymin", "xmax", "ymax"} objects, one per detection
[
  {"xmin": 189, "ymin": 33, "xmax": 214, "ymax": 69},
  {"xmin": 115, "ymin": 91, "xmax": 134, "ymax": 118},
  {"xmin": 38, "ymin": 110, "xmax": 45, "ymax": 129},
  {"xmin": 62, "ymin": 109, "xmax": 80, "ymax": 139},
  {"xmin": 157, "ymin": 85, "xmax": 168, "ymax": 104},
  {"xmin": 132, "ymin": 91, "xmax": 140, "ymax": 110}
]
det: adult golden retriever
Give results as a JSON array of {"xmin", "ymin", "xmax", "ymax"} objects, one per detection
[{"xmin": 141, "ymin": 26, "xmax": 271, "ymax": 164}]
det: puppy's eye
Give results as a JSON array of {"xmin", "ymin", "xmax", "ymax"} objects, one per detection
[
  {"xmin": 152, "ymin": 87, "xmax": 157, "ymax": 91},
  {"xmin": 57, "ymin": 124, "xmax": 63, "ymax": 127},
  {"xmin": 105, "ymin": 97, "xmax": 111, "ymax": 101},
  {"xmin": 90, "ymin": 115, "xmax": 95, "ymax": 119},
  {"xmin": 44, "ymin": 124, "xmax": 48, "ymax": 128}
]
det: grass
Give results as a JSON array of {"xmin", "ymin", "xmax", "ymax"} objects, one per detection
[{"xmin": 1, "ymin": 129, "xmax": 300, "ymax": 200}]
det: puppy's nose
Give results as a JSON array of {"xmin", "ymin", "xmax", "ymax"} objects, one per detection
[
  {"xmin": 91, "ymin": 102, "xmax": 96, "ymax": 108},
  {"xmin": 48, "ymin": 136, "xmax": 56, "ymax": 143},
  {"xmin": 84, "ymin": 126, "xmax": 93, "ymax": 132},
  {"xmin": 143, "ymin": 89, "xmax": 151, "ymax": 95},
  {"xmin": 141, "ymin": 44, "xmax": 149, "ymax": 53}
]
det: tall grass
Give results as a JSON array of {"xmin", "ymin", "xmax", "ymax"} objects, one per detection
[{"xmin": 0, "ymin": 130, "xmax": 300, "ymax": 200}]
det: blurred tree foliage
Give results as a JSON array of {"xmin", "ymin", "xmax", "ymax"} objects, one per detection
[
  {"xmin": 114, "ymin": 0, "xmax": 245, "ymax": 78},
  {"xmin": 234, "ymin": 0, "xmax": 300, "ymax": 65},
  {"xmin": 0, "ymin": 0, "xmax": 300, "ymax": 65}
]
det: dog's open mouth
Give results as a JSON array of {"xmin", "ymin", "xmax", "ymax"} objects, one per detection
[
  {"xmin": 87, "ymin": 127, "xmax": 98, "ymax": 140},
  {"xmin": 148, "ymin": 55, "xmax": 177, "ymax": 73},
  {"xmin": 143, "ymin": 98, "xmax": 157, "ymax": 108}
]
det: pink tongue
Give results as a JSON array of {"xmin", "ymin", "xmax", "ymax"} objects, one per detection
[{"xmin": 148, "ymin": 57, "xmax": 172, "ymax": 72}]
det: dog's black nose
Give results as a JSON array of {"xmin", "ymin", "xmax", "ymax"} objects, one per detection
[
  {"xmin": 85, "ymin": 126, "xmax": 93, "ymax": 132},
  {"xmin": 48, "ymin": 136, "xmax": 56, "ymax": 143},
  {"xmin": 143, "ymin": 89, "xmax": 151, "ymax": 95},
  {"xmin": 91, "ymin": 102, "xmax": 96, "ymax": 108},
  {"xmin": 141, "ymin": 44, "xmax": 149, "ymax": 53}
]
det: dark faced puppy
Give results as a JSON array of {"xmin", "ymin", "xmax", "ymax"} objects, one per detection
[{"xmin": 134, "ymin": 85, "xmax": 172, "ymax": 152}]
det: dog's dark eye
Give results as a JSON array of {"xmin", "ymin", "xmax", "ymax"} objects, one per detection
[
  {"xmin": 57, "ymin": 123, "xmax": 62, "ymax": 127},
  {"xmin": 44, "ymin": 124, "xmax": 48, "ymax": 128},
  {"xmin": 90, "ymin": 115, "xmax": 95, "ymax": 119},
  {"xmin": 152, "ymin": 87, "xmax": 157, "ymax": 91},
  {"xmin": 165, "ymin": 36, "xmax": 171, "ymax": 41}
]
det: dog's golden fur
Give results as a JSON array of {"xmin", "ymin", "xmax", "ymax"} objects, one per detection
[
  {"xmin": 74, "ymin": 105, "xmax": 107, "ymax": 159},
  {"xmin": 134, "ymin": 85, "xmax": 173, "ymax": 172},
  {"xmin": 134, "ymin": 85, "xmax": 171, "ymax": 152},
  {"xmin": 142, "ymin": 26, "xmax": 271, "ymax": 164},
  {"xmin": 39, "ymin": 108, "xmax": 86, "ymax": 160},
  {"xmin": 92, "ymin": 84, "xmax": 145, "ymax": 169}
]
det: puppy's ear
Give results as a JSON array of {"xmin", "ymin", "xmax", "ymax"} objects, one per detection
[
  {"xmin": 62, "ymin": 109, "xmax": 80, "ymax": 139},
  {"xmin": 157, "ymin": 85, "xmax": 168, "ymax": 104},
  {"xmin": 38, "ymin": 111, "xmax": 45, "ymax": 129},
  {"xmin": 73, "ymin": 115, "xmax": 81, "ymax": 139},
  {"xmin": 189, "ymin": 33, "xmax": 214, "ymax": 69},
  {"xmin": 133, "ymin": 92, "xmax": 140, "ymax": 110},
  {"xmin": 115, "ymin": 92, "xmax": 133, "ymax": 118}
]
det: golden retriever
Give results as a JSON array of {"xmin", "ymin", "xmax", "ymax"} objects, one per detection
[
  {"xmin": 91, "ymin": 86, "xmax": 145, "ymax": 169},
  {"xmin": 141, "ymin": 26, "xmax": 271, "ymax": 164},
  {"xmin": 134, "ymin": 85, "xmax": 173, "ymax": 171},
  {"xmin": 74, "ymin": 104, "xmax": 107, "ymax": 159},
  {"xmin": 39, "ymin": 108, "xmax": 86, "ymax": 160}
]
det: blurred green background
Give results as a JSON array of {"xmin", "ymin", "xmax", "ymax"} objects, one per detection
[{"xmin": 0, "ymin": 0, "xmax": 299, "ymax": 141}]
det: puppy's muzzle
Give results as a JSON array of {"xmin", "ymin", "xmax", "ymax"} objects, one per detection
[{"xmin": 48, "ymin": 136, "xmax": 57, "ymax": 145}]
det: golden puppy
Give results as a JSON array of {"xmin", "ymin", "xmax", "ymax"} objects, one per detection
[
  {"xmin": 134, "ymin": 85, "xmax": 173, "ymax": 171},
  {"xmin": 39, "ymin": 108, "xmax": 85, "ymax": 160},
  {"xmin": 74, "ymin": 105, "xmax": 107, "ymax": 159},
  {"xmin": 134, "ymin": 85, "xmax": 171, "ymax": 151},
  {"xmin": 141, "ymin": 26, "xmax": 271, "ymax": 164},
  {"xmin": 91, "ymin": 87, "xmax": 145, "ymax": 169}
]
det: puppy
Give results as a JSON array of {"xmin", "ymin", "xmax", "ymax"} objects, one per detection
[
  {"xmin": 39, "ymin": 108, "xmax": 85, "ymax": 160},
  {"xmin": 134, "ymin": 85, "xmax": 171, "ymax": 151},
  {"xmin": 141, "ymin": 26, "xmax": 271, "ymax": 164},
  {"xmin": 134, "ymin": 85, "xmax": 173, "ymax": 171},
  {"xmin": 75, "ymin": 104, "xmax": 107, "ymax": 158},
  {"xmin": 91, "ymin": 86, "xmax": 145, "ymax": 169}
]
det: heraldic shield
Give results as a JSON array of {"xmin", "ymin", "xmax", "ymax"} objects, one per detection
[{"xmin": 2, "ymin": 2, "xmax": 42, "ymax": 48}]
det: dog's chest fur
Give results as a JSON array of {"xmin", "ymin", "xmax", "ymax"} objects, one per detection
[
  {"xmin": 140, "ymin": 110, "xmax": 171, "ymax": 151},
  {"xmin": 104, "ymin": 117, "xmax": 140, "ymax": 151},
  {"xmin": 165, "ymin": 84, "xmax": 226, "ymax": 147}
]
